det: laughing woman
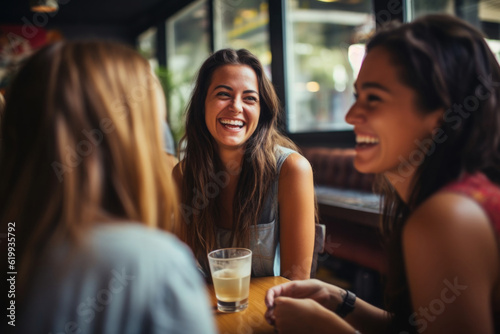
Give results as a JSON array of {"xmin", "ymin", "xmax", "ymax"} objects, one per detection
[
  {"xmin": 173, "ymin": 49, "xmax": 316, "ymax": 280},
  {"xmin": 265, "ymin": 14, "xmax": 500, "ymax": 334}
]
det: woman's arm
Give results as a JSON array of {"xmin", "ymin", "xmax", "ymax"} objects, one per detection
[
  {"xmin": 270, "ymin": 297, "xmax": 356, "ymax": 334},
  {"xmin": 403, "ymin": 192, "xmax": 499, "ymax": 334},
  {"xmin": 278, "ymin": 153, "xmax": 316, "ymax": 280},
  {"xmin": 265, "ymin": 279, "xmax": 390, "ymax": 334}
]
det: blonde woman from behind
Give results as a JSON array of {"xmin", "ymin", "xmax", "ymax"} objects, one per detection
[{"xmin": 0, "ymin": 41, "xmax": 216, "ymax": 334}]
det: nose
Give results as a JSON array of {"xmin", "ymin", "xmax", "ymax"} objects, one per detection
[
  {"xmin": 345, "ymin": 102, "xmax": 365, "ymax": 125},
  {"xmin": 230, "ymin": 97, "xmax": 243, "ymax": 113}
]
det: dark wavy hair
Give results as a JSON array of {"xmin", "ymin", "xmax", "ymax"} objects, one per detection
[
  {"xmin": 179, "ymin": 48, "xmax": 297, "ymax": 272},
  {"xmin": 367, "ymin": 14, "xmax": 500, "ymax": 333}
]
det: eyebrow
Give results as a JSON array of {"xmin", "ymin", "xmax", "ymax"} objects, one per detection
[
  {"xmin": 213, "ymin": 84, "xmax": 258, "ymax": 95},
  {"xmin": 354, "ymin": 81, "xmax": 392, "ymax": 93}
]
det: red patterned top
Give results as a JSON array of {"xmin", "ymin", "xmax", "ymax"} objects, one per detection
[{"xmin": 441, "ymin": 172, "xmax": 500, "ymax": 238}]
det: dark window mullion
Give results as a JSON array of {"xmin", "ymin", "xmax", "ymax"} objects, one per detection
[{"xmin": 269, "ymin": 0, "xmax": 288, "ymax": 134}]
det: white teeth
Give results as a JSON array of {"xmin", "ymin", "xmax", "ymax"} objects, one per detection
[
  {"xmin": 220, "ymin": 119, "xmax": 244, "ymax": 126},
  {"xmin": 356, "ymin": 135, "xmax": 379, "ymax": 144}
]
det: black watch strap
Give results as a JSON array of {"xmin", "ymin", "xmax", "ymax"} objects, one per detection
[{"xmin": 335, "ymin": 289, "xmax": 356, "ymax": 318}]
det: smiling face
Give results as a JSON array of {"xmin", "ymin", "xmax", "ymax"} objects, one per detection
[
  {"xmin": 345, "ymin": 46, "xmax": 442, "ymax": 177},
  {"xmin": 205, "ymin": 64, "xmax": 261, "ymax": 153}
]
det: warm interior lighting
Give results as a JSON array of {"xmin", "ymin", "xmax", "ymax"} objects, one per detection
[
  {"xmin": 30, "ymin": 0, "xmax": 59, "ymax": 13},
  {"xmin": 306, "ymin": 81, "xmax": 320, "ymax": 92}
]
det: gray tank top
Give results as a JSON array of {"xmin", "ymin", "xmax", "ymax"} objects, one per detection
[{"xmin": 215, "ymin": 146, "xmax": 295, "ymax": 277}]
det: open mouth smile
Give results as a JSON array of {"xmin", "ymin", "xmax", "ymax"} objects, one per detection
[
  {"xmin": 219, "ymin": 118, "xmax": 245, "ymax": 130},
  {"xmin": 355, "ymin": 134, "xmax": 380, "ymax": 148}
]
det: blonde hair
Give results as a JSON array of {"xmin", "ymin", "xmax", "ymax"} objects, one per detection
[{"xmin": 0, "ymin": 41, "xmax": 178, "ymax": 295}]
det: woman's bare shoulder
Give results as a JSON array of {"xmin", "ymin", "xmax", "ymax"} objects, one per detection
[
  {"xmin": 280, "ymin": 152, "xmax": 312, "ymax": 178},
  {"xmin": 405, "ymin": 191, "xmax": 494, "ymax": 240},
  {"xmin": 403, "ymin": 191, "xmax": 499, "ymax": 288}
]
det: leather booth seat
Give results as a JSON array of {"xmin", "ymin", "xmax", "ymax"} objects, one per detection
[{"xmin": 300, "ymin": 146, "xmax": 387, "ymax": 274}]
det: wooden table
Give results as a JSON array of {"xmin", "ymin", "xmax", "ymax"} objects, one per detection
[{"xmin": 207, "ymin": 276, "xmax": 289, "ymax": 334}]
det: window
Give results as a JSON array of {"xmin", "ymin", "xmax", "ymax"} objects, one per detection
[
  {"xmin": 285, "ymin": 0, "xmax": 374, "ymax": 133},
  {"xmin": 137, "ymin": 27, "xmax": 159, "ymax": 69},
  {"xmin": 165, "ymin": 0, "xmax": 210, "ymax": 142},
  {"xmin": 213, "ymin": 0, "xmax": 271, "ymax": 76},
  {"xmin": 156, "ymin": 0, "xmax": 499, "ymax": 148},
  {"xmin": 406, "ymin": 0, "xmax": 500, "ymax": 63}
]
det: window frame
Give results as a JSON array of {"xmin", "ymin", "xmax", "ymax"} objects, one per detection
[
  {"xmin": 271, "ymin": 0, "xmax": 404, "ymax": 148},
  {"xmin": 152, "ymin": 0, "xmax": 500, "ymax": 149}
]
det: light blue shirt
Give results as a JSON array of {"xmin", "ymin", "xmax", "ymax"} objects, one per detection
[{"xmin": 18, "ymin": 224, "xmax": 217, "ymax": 334}]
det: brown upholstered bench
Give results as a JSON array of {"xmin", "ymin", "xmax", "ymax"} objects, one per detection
[
  {"xmin": 300, "ymin": 147, "xmax": 387, "ymax": 274},
  {"xmin": 301, "ymin": 147, "xmax": 375, "ymax": 191}
]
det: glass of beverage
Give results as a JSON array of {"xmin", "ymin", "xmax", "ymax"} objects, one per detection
[{"xmin": 208, "ymin": 248, "xmax": 252, "ymax": 313}]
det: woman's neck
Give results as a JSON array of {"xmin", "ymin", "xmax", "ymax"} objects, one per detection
[
  {"xmin": 217, "ymin": 146, "xmax": 245, "ymax": 175},
  {"xmin": 384, "ymin": 170, "xmax": 415, "ymax": 203}
]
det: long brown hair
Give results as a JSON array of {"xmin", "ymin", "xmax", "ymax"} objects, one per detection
[
  {"xmin": 0, "ymin": 41, "xmax": 178, "ymax": 299},
  {"xmin": 179, "ymin": 48, "xmax": 297, "ymax": 271},
  {"xmin": 368, "ymin": 15, "xmax": 500, "ymax": 333}
]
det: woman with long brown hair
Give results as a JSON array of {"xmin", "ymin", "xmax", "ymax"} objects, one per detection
[
  {"xmin": 0, "ymin": 40, "xmax": 216, "ymax": 334},
  {"xmin": 173, "ymin": 48, "xmax": 316, "ymax": 280},
  {"xmin": 265, "ymin": 14, "xmax": 500, "ymax": 334}
]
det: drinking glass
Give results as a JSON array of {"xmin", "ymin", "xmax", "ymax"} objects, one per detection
[{"xmin": 208, "ymin": 248, "xmax": 252, "ymax": 312}]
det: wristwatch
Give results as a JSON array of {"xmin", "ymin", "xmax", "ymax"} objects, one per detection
[{"xmin": 335, "ymin": 289, "xmax": 356, "ymax": 318}]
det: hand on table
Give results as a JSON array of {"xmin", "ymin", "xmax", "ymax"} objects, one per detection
[
  {"xmin": 264, "ymin": 279, "xmax": 355, "ymax": 333},
  {"xmin": 265, "ymin": 279, "xmax": 340, "ymax": 325},
  {"xmin": 265, "ymin": 295, "xmax": 355, "ymax": 334},
  {"xmin": 267, "ymin": 297, "xmax": 328, "ymax": 334}
]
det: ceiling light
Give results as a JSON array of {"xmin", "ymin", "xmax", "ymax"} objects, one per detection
[{"xmin": 30, "ymin": 0, "xmax": 59, "ymax": 13}]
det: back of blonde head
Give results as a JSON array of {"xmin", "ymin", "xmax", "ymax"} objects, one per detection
[{"xmin": 0, "ymin": 41, "xmax": 178, "ymax": 294}]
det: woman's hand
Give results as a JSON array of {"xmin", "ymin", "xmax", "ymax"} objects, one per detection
[
  {"xmin": 265, "ymin": 279, "xmax": 342, "ymax": 325},
  {"xmin": 266, "ymin": 279, "xmax": 390, "ymax": 334},
  {"xmin": 267, "ymin": 296, "xmax": 356, "ymax": 334}
]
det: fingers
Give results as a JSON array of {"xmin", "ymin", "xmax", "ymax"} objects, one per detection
[
  {"xmin": 265, "ymin": 283, "xmax": 300, "ymax": 327},
  {"xmin": 265, "ymin": 286, "xmax": 278, "ymax": 308},
  {"xmin": 265, "ymin": 281, "xmax": 319, "ymax": 327},
  {"xmin": 272, "ymin": 297, "xmax": 312, "ymax": 334},
  {"xmin": 265, "ymin": 284, "xmax": 288, "ymax": 325},
  {"xmin": 265, "ymin": 281, "xmax": 296, "ymax": 308},
  {"xmin": 274, "ymin": 296, "xmax": 305, "ymax": 308},
  {"xmin": 264, "ymin": 305, "xmax": 275, "ymax": 325}
]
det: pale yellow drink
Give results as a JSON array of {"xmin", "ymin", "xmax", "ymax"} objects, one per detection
[
  {"xmin": 208, "ymin": 248, "xmax": 252, "ymax": 312},
  {"xmin": 212, "ymin": 269, "xmax": 250, "ymax": 302}
]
